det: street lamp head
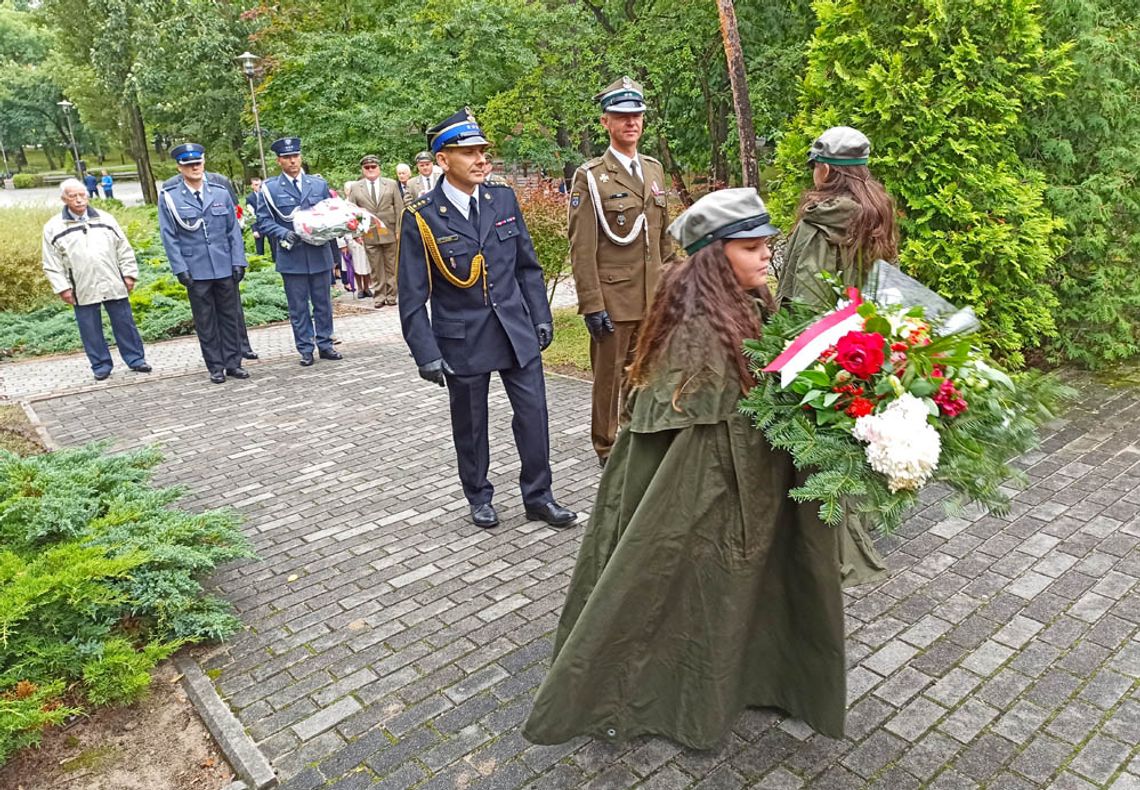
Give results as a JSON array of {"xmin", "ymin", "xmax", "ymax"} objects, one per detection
[
  {"xmin": 237, "ymin": 51, "xmax": 260, "ymax": 77},
  {"xmin": 57, "ymin": 99, "xmax": 74, "ymax": 113}
]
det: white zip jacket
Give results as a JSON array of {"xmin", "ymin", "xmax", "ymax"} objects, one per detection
[{"xmin": 42, "ymin": 207, "xmax": 139, "ymax": 306}]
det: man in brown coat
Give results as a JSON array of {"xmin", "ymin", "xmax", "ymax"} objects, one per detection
[
  {"xmin": 347, "ymin": 154, "xmax": 401, "ymax": 306},
  {"xmin": 568, "ymin": 76, "xmax": 674, "ymax": 465}
]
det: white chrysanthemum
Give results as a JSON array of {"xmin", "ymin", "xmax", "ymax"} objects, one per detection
[{"xmin": 852, "ymin": 393, "xmax": 941, "ymax": 492}]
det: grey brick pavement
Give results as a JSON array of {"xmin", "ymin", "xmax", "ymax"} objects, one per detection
[{"xmin": 24, "ymin": 330, "xmax": 1140, "ymax": 789}]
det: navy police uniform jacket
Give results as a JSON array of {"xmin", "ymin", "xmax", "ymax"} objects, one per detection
[
  {"xmin": 398, "ymin": 182, "xmax": 552, "ymax": 376},
  {"xmin": 158, "ymin": 177, "xmax": 247, "ymax": 280},
  {"xmin": 253, "ymin": 172, "xmax": 336, "ymax": 275}
]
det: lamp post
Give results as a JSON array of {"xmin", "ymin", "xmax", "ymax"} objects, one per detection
[
  {"xmin": 237, "ymin": 51, "xmax": 267, "ymax": 180},
  {"xmin": 57, "ymin": 99, "xmax": 82, "ymax": 178}
]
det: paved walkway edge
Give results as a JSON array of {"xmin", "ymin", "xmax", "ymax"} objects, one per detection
[
  {"xmin": 18, "ymin": 399, "xmax": 58, "ymax": 451},
  {"xmin": 175, "ymin": 650, "xmax": 279, "ymax": 790}
]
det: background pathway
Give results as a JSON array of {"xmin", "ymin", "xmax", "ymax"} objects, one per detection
[{"xmin": 7, "ymin": 319, "xmax": 1139, "ymax": 789}]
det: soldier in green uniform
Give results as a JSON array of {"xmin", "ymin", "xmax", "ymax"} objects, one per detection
[
  {"xmin": 568, "ymin": 76, "xmax": 675, "ymax": 466},
  {"xmin": 524, "ymin": 189, "xmax": 846, "ymax": 749}
]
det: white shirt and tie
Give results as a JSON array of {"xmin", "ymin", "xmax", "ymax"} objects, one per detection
[
  {"xmin": 608, "ymin": 146, "xmax": 642, "ymax": 185},
  {"xmin": 441, "ymin": 178, "xmax": 480, "ymax": 226}
]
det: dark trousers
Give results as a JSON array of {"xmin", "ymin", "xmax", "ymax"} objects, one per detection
[
  {"xmin": 73, "ymin": 298, "xmax": 146, "ymax": 376},
  {"xmin": 445, "ymin": 355, "xmax": 553, "ymax": 508},
  {"xmin": 187, "ymin": 276, "xmax": 242, "ymax": 374},
  {"xmin": 234, "ymin": 286, "xmax": 253, "ymax": 356},
  {"xmin": 254, "ymin": 233, "xmax": 275, "ymax": 261},
  {"xmin": 282, "ymin": 271, "xmax": 334, "ymax": 355},
  {"xmin": 589, "ymin": 320, "xmax": 640, "ymax": 460}
]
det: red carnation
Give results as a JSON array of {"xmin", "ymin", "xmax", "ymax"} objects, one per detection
[
  {"xmin": 934, "ymin": 379, "xmax": 968, "ymax": 417},
  {"xmin": 834, "ymin": 331, "xmax": 886, "ymax": 379},
  {"xmin": 845, "ymin": 397, "xmax": 875, "ymax": 418}
]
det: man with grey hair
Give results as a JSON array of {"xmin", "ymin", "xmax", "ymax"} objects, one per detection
[
  {"xmin": 42, "ymin": 178, "xmax": 150, "ymax": 381},
  {"xmin": 395, "ymin": 162, "xmax": 413, "ymax": 206}
]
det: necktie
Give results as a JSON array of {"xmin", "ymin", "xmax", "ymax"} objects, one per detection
[
  {"xmin": 424, "ymin": 175, "xmax": 430, "ymax": 191},
  {"xmin": 370, "ymin": 180, "xmax": 377, "ymax": 204},
  {"xmin": 293, "ymin": 177, "xmax": 301, "ymax": 193},
  {"xmin": 629, "ymin": 160, "xmax": 641, "ymax": 183},
  {"xmin": 193, "ymin": 190, "xmax": 202, "ymax": 205},
  {"xmin": 469, "ymin": 195, "xmax": 479, "ymax": 228}
]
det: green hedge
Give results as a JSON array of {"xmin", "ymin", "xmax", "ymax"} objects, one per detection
[
  {"xmin": 0, "ymin": 444, "xmax": 254, "ymax": 763},
  {"xmin": 10, "ymin": 174, "xmax": 41, "ymax": 189}
]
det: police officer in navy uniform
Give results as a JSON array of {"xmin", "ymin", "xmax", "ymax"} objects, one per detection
[
  {"xmin": 157, "ymin": 143, "xmax": 250, "ymax": 384},
  {"xmin": 160, "ymin": 165, "xmax": 258, "ymax": 361},
  {"xmin": 253, "ymin": 137, "xmax": 344, "ymax": 367},
  {"xmin": 398, "ymin": 109, "xmax": 576, "ymax": 530}
]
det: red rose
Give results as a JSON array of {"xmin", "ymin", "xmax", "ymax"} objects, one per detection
[
  {"xmin": 834, "ymin": 331, "xmax": 885, "ymax": 379},
  {"xmin": 845, "ymin": 397, "xmax": 875, "ymax": 418}
]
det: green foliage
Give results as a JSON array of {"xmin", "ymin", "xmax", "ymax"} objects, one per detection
[
  {"xmin": 544, "ymin": 307, "xmax": 591, "ymax": 374},
  {"xmin": 0, "ymin": 207, "xmax": 289, "ymax": 357},
  {"xmin": 9, "ymin": 174, "xmax": 39, "ymax": 188},
  {"xmin": 0, "ymin": 444, "xmax": 255, "ymax": 762},
  {"xmin": 773, "ymin": 0, "xmax": 1070, "ymax": 365},
  {"xmin": 1020, "ymin": 0, "xmax": 1140, "ymax": 367},
  {"xmin": 739, "ymin": 303, "xmax": 1073, "ymax": 532},
  {"xmin": 515, "ymin": 184, "xmax": 569, "ymax": 291}
]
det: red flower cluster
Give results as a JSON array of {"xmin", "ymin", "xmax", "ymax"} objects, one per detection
[
  {"xmin": 845, "ymin": 397, "xmax": 876, "ymax": 418},
  {"xmin": 835, "ymin": 332, "xmax": 886, "ymax": 379},
  {"xmin": 934, "ymin": 379, "xmax": 968, "ymax": 417}
]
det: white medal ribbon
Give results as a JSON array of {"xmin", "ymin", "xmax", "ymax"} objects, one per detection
[
  {"xmin": 259, "ymin": 174, "xmax": 300, "ymax": 223},
  {"xmin": 161, "ymin": 180, "xmax": 212, "ymax": 232},
  {"xmin": 585, "ymin": 167, "xmax": 647, "ymax": 247}
]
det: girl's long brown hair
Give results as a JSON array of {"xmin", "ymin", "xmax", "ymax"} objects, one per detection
[
  {"xmin": 795, "ymin": 164, "xmax": 898, "ymax": 265},
  {"xmin": 627, "ymin": 240, "xmax": 769, "ymax": 400}
]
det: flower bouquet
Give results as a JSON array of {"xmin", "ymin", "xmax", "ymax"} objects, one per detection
[
  {"xmin": 293, "ymin": 197, "xmax": 376, "ymax": 245},
  {"xmin": 740, "ymin": 265, "xmax": 1071, "ymax": 534}
]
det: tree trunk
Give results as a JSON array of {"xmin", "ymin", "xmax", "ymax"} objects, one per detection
[
  {"xmin": 711, "ymin": 93, "xmax": 730, "ymax": 188},
  {"xmin": 126, "ymin": 101, "xmax": 156, "ymax": 204},
  {"xmin": 717, "ymin": 0, "xmax": 759, "ymax": 189},
  {"xmin": 43, "ymin": 145, "xmax": 56, "ymax": 171},
  {"xmin": 656, "ymin": 133, "xmax": 693, "ymax": 207}
]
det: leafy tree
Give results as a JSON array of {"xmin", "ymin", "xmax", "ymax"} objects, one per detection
[
  {"xmin": 773, "ymin": 0, "xmax": 1069, "ymax": 365},
  {"xmin": 1021, "ymin": 0, "xmax": 1140, "ymax": 366}
]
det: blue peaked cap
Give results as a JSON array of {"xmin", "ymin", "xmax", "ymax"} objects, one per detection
[
  {"xmin": 270, "ymin": 137, "xmax": 302, "ymax": 156},
  {"xmin": 170, "ymin": 142, "xmax": 205, "ymax": 163},
  {"xmin": 428, "ymin": 108, "xmax": 489, "ymax": 154}
]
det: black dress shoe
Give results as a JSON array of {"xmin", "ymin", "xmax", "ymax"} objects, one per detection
[
  {"xmin": 209, "ymin": 372, "xmax": 226, "ymax": 384},
  {"xmin": 525, "ymin": 501, "xmax": 578, "ymax": 528},
  {"xmin": 129, "ymin": 363, "xmax": 152, "ymax": 373},
  {"xmin": 319, "ymin": 348, "xmax": 343, "ymax": 360},
  {"xmin": 242, "ymin": 351, "xmax": 259, "ymax": 360},
  {"xmin": 470, "ymin": 503, "xmax": 499, "ymax": 529},
  {"xmin": 299, "ymin": 353, "xmax": 315, "ymax": 367},
  {"xmin": 93, "ymin": 371, "xmax": 111, "ymax": 381},
  {"xmin": 225, "ymin": 367, "xmax": 251, "ymax": 379}
]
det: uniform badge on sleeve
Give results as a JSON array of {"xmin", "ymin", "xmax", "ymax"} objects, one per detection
[{"xmin": 570, "ymin": 192, "xmax": 580, "ymax": 208}]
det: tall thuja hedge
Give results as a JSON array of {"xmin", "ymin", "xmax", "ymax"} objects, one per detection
[
  {"xmin": 1021, "ymin": 0, "xmax": 1140, "ymax": 367},
  {"xmin": 771, "ymin": 0, "xmax": 1069, "ymax": 365}
]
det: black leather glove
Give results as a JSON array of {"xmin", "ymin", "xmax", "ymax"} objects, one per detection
[
  {"xmin": 176, "ymin": 271, "xmax": 193, "ymax": 288},
  {"xmin": 418, "ymin": 358, "xmax": 456, "ymax": 387},
  {"xmin": 280, "ymin": 231, "xmax": 300, "ymax": 250},
  {"xmin": 583, "ymin": 310, "xmax": 615, "ymax": 342},
  {"xmin": 232, "ymin": 266, "xmax": 246, "ymax": 282},
  {"xmin": 535, "ymin": 322, "xmax": 554, "ymax": 351}
]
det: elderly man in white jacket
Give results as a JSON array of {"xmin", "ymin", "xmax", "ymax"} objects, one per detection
[{"xmin": 42, "ymin": 178, "xmax": 151, "ymax": 381}]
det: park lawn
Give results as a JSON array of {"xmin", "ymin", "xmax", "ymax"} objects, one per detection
[{"xmin": 545, "ymin": 307, "xmax": 591, "ymax": 378}]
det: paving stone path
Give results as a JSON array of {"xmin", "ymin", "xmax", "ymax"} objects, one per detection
[{"xmin": 12, "ymin": 316, "xmax": 1140, "ymax": 789}]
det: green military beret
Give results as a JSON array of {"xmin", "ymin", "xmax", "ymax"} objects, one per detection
[{"xmin": 668, "ymin": 188, "xmax": 780, "ymax": 255}]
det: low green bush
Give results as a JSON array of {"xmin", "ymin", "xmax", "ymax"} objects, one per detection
[
  {"xmin": 9, "ymin": 174, "xmax": 40, "ymax": 189},
  {"xmin": 0, "ymin": 207, "xmax": 57, "ymax": 313},
  {"xmin": 0, "ymin": 444, "xmax": 254, "ymax": 763}
]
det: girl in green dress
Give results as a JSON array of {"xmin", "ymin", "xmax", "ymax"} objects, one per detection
[
  {"xmin": 523, "ymin": 189, "xmax": 847, "ymax": 750},
  {"xmin": 777, "ymin": 125, "xmax": 899, "ymax": 587}
]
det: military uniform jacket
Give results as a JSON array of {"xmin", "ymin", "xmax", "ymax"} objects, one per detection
[
  {"xmin": 253, "ymin": 172, "xmax": 336, "ymax": 275},
  {"xmin": 42, "ymin": 207, "xmax": 138, "ymax": 305},
  {"xmin": 568, "ymin": 149, "xmax": 673, "ymax": 322},
  {"xmin": 158, "ymin": 178, "xmax": 247, "ymax": 280},
  {"xmin": 397, "ymin": 181, "xmax": 552, "ymax": 376},
  {"xmin": 347, "ymin": 177, "xmax": 400, "ymax": 246}
]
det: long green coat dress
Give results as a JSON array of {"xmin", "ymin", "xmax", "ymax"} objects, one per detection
[
  {"xmin": 776, "ymin": 196, "xmax": 891, "ymax": 588},
  {"xmin": 523, "ymin": 317, "xmax": 847, "ymax": 749}
]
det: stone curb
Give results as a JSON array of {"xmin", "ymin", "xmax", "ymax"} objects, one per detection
[
  {"xmin": 174, "ymin": 651, "xmax": 279, "ymax": 790},
  {"xmin": 18, "ymin": 399, "xmax": 59, "ymax": 451}
]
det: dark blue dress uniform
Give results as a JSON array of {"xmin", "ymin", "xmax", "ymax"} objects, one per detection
[
  {"xmin": 253, "ymin": 137, "xmax": 337, "ymax": 360},
  {"xmin": 157, "ymin": 143, "xmax": 248, "ymax": 380},
  {"xmin": 399, "ymin": 109, "xmax": 574, "ymax": 528}
]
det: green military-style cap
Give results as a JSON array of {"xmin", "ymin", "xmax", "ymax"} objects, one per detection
[
  {"xmin": 359, "ymin": 154, "xmax": 380, "ymax": 166},
  {"xmin": 668, "ymin": 188, "xmax": 780, "ymax": 255},
  {"xmin": 595, "ymin": 76, "xmax": 646, "ymax": 114},
  {"xmin": 808, "ymin": 126, "xmax": 871, "ymax": 166},
  {"xmin": 414, "ymin": 151, "xmax": 433, "ymax": 163}
]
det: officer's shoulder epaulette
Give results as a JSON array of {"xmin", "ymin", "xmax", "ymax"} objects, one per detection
[
  {"xmin": 407, "ymin": 195, "xmax": 433, "ymax": 213},
  {"xmin": 640, "ymin": 154, "xmax": 663, "ymax": 166},
  {"xmin": 160, "ymin": 174, "xmax": 180, "ymax": 189},
  {"xmin": 578, "ymin": 157, "xmax": 605, "ymax": 172},
  {"xmin": 483, "ymin": 180, "xmax": 511, "ymax": 189}
]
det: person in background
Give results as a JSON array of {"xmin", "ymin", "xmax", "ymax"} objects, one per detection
[
  {"xmin": 41, "ymin": 178, "xmax": 151, "ymax": 381},
  {"xmin": 408, "ymin": 150, "xmax": 437, "ymax": 199},
  {"xmin": 100, "ymin": 169, "xmax": 114, "ymax": 200},
  {"xmin": 395, "ymin": 163, "xmax": 413, "ymax": 205},
  {"xmin": 777, "ymin": 125, "xmax": 897, "ymax": 588},
  {"xmin": 83, "ymin": 170, "xmax": 99, "ymax": 198},
  {"xmin": 245, "ymin": 177, "xmax": 274, "ymax": 261},
  {"xmin": 347, "ymin": 155, "xmax": 400, "ymax": 308},
  {"xmin": 524, "ymin": 188, "xmax": 846, "ymax": 749}
]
